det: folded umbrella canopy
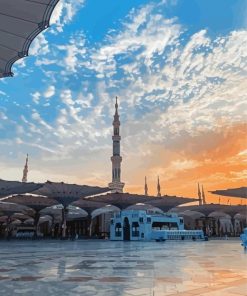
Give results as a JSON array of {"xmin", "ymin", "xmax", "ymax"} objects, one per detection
[
  {"xmin": 210, "ymin": 187, "xmax": 247, "ymax": 199},
  {"xmin": 0, "ymin": 0, "xmax": 60, "ymax": 78},
  {"xmin": 0, "ymin": 179, "xmax": 43, "ymax": 198}
]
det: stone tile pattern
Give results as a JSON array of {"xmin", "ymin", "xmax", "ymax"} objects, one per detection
[{"xmin": 0, "ymin": 240, "xmax": 246, "ymax": 296}]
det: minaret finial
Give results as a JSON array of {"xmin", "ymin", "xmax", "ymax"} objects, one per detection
[
  {"xmin": 22, "ymin": 154, "xmax": 29, "ymax": 183},
  {"xmin": 202, "ymin": 184, "xmax": 206, "ymax": 205},
  {"xmin": 145, "ymin": 176, "xmax": 148, "ymax": 196},
  {"xmin": 157, "ymin": 176, "xmax": 161, "ymax": 197},
  {"xmin": 198, "ymin": 183, "xmax": 202, "ymax": 205},
  {"xmin": 115, "ymin": 96, "xmax": 118, "ymax": 111}
]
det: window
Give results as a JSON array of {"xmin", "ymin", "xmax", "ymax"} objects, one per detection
[
  {"xmin": 115, "ymin": 223, "xmax": 122, "ymax": 237},
  {"xmin": 147, "ymin": 217, "xmax": 151, "ymax": 223},
  {"xmin": 132, "ymin": 222, "xmax": 139, "ymax": 237},
  {"xmin": 152, "ymin": 222, "xmax": 178, "ymax": 230},
  {"xmin": 139, "ymin": 217, "xmax": 144, "ymax": 223}
]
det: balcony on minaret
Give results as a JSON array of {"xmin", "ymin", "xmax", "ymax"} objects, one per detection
[{"xmin": 112, "ymin": 135, "xmax": 121, "ymax": 141}]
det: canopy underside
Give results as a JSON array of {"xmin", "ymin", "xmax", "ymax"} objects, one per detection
[{"xmin": 0, "ymin": 0, "xmax": 60, "ymax": 78}]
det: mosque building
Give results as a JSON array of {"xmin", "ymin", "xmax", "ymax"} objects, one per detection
[{"xmin": 1, "ymin": 97, "xmax": 245, "ymax": 240}]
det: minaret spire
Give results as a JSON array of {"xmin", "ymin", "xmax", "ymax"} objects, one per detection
[
  {"xmin": 157, "ymin": 176, "xmax": 161, "ymax": 197},
  {"xmin": 202, "ymin": 184, "xmax": 206, "ymax": 205},
  {"xmin": 22, "ymin": 154, "xmax": 28, "ymax": 183},
  {"xmin": 108, "ymin": 96, "xmax": 125, "ymax": 193},
  {"xmin": 144, "ymin": 176, "xmax": 148, "ymax": 196},
  {"xmin": 198, "ymin": 183, "xmax": 202, "ymax": 205}
]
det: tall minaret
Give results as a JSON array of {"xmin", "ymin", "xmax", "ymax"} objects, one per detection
[
  {"xmin": 198, "ymin": 183, "xmax": 202, "ymax": 205},
  {"xmin": 22, "ymin": 154, "xmax": 28, "ymax": 183},
  {"xmin": 144, "ymin": 176, "xmax": 148, "ymax": 196},
  {"xmin": 108, "ymin": 97, "xmax": 125, "ymax": 193},
  {"xmin": 202, "ymin": 185, "xmax": 206, "ymax": 205},
  {"xmin": 157, "ymin": 176, "xmax": 161, "ymax": 197}
]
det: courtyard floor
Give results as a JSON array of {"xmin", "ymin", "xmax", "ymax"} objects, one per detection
[{"xmin": 0, "ymin": 239, "xmax": 246, "ymax": 296}]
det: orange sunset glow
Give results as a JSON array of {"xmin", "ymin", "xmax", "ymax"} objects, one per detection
[
  {"xmin": 125, "ymin": 123, "xmax": 247, "ymax": 205},
  {"xmin": 0, "ymin": 2, "xmax": 247, "ymax": 294}
]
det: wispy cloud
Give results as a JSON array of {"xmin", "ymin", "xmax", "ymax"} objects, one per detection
[
  {"xmin": 50, "ymin": 0, "xmax": 85, "ymax": 32},
  {"xmin": 0, "ymin": 1, "xmax": 246, "ymax": 198}
]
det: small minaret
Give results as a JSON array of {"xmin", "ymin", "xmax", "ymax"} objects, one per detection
[
  {"xmin": 198, "ymin": 183, "xmax": 202, "ymax": 205},
  {"xmin": 202, "ymin": 185, "xmax": 206, "ymax": 205},
  {"xmin": 22, "ymin": 154, "xmax": 29, "ymax": 183},
  {"xmin": 108, "ymin": 97, "xmax": 125, "ymax": 193},
  {"xmin": 144, "ymin": 176, "xmax": 148, "ymax": 196},
  {"xmin": 157, "ymin": 176, "xmax": 161, "ymax": 197}
]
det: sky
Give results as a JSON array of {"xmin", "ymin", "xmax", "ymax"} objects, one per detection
[{"xmin": 0, "ymin": 0, "xmax": 246, "ymax": 204}]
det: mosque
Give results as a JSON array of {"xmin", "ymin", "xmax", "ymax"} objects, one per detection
[{"xmin": 0, "ymin": 97, "xmax": 246, "ymax": 239}]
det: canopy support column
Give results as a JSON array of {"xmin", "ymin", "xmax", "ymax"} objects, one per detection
[
  {"xmin": 34, "ymin": 211, "xmax": 40, "ymax": 239},
  {"xmin": 62, "ymin": 207, "xmax": 68, "ymax": 239}
]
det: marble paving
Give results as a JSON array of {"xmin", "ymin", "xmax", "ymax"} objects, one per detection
[{"xmin": 0, "ymin": 239, "xmax": 246, "ymax": 295}]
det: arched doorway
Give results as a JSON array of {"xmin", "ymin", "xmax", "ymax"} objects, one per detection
[{"xmin": 123, "ymin": 217, "xmax": 130, "ymax": 241}]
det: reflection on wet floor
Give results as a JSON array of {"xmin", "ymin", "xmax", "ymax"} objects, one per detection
[{"xmin": 0, "ymin": 240, "xmax": 246, "ymax": 295}]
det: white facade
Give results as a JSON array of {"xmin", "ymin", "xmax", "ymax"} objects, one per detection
[{"xmin": 110, "ymin": 210, "xmax": 204, "ymax": 241}]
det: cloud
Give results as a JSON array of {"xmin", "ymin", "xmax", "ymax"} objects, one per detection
[
  {"xmin": 0, "ymin": 90, "xmax": 6, "ymax": 96},
  {"xmin": 44, "ymin": 86, "xmax": 55, "ymax": 98},
  {"xmin": 29, "ymin": 33, "xmax": 49, "ymax": 56},
  {"xmin": 57, "ymin": 33, "xmax": 87, "ymax": 73},
  {"xmin": 50, "ymin": 0, "xmax": 85, "ymax": 33},
  {"xmin": 87, "ymin": 6, "xmax": 181, "ymax": 77},
  {"xmin": 0, "ymin": 111, "xmax": 8, "ymax": 120},
  {"xmin": 31, "ymin": 92, "xmax": 41, "ymax": 104},
  {"xmin": 0, "ymin": 1, "xmax": 246, "ymax": 199},
  {"xmin": 31, "ymin": 111, "xmax": 53, "ymax": 131}
]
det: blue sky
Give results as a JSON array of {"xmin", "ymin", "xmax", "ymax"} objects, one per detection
[{"xmin": 0, "ymin": 0, "xmax": 246, "ymax": 201}]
